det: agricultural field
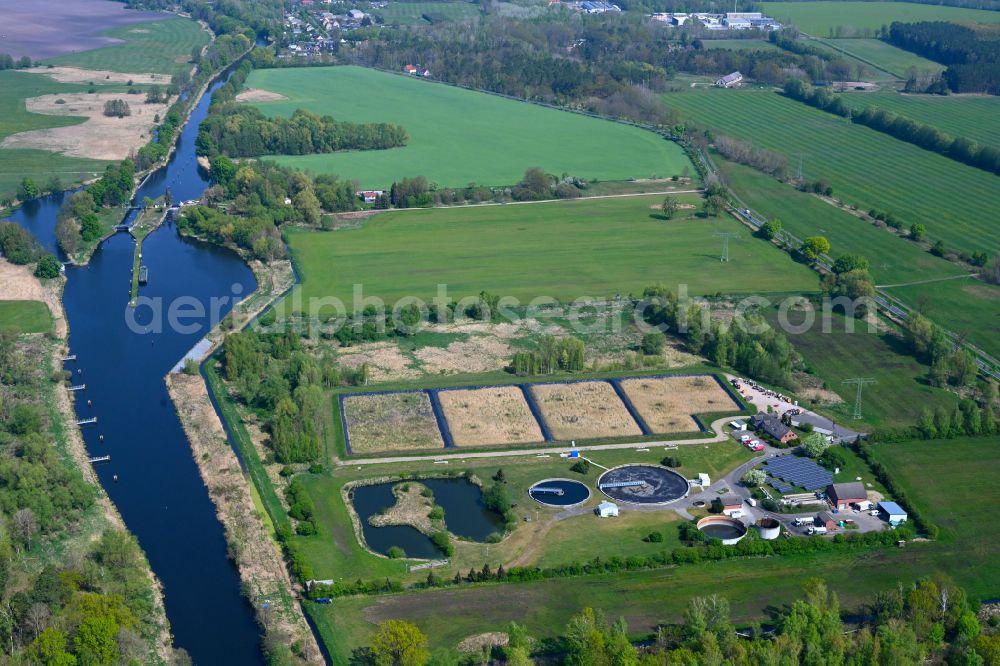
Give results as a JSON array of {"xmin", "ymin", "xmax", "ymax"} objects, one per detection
[
  {"xmin": 812, "ymin": 38, "xmax": 945, "ymax": 79},
  {"xmin": 309, "ymin": 435, "xmax": 1000, "ymax": 660},
  {"xmin": 342, "ymin": 392, "xmax": 444, "ymax": 453},
  {"xmin": 839, "ymin": 92, "xmax": 1000, "ymax": 149},
  {"xmin": 716, "ymin": 159, "xmax": 965, "ymax": 286},
  {"xmin": 531, "ymin": 381, "xmax": 643, "ymax": 440},
  {"xmin": 699, "ymin": 39, "xmax": 781, "ymax": 52},
  {"xmin": 375, "ymin": 1, "xmax": 482, "ymax": 25},
  {"xmin": 45, "ymin": 17, "xmax": 209, "ymax": 75},
  {"xmin": 438, "ymin": 387, "xmax": 544, "ymax": 447},
  {"xmin": 884, "ymin": 277, "xmax": 1000, "ymax": 360},
  {"xmin": 0, "ymin": 71, "xmax": 110, "ymax": 200},
  {"xmin": 242, "ymin": 66, "xmax": 691, "ymax": 188},
  {"xmin": 766, "ymin": 309, "xmax": 960, "ymax": 429},
  {"xmin": 620, "ymin": 375, "xmax": 738, "ymax": 433},
  {"xmin": 760, "ymin": 1, "xmax": 1000, "ymax": 37},
  {"xmin": 0, "ymin": 300, "xmax": 53, "ymax": 334},
  {"xmin": 662, "ymin": 87, "xmax": 1000, "ymax": 256},
  {"xmin": 285, "ymin": 194, "xmax": 819, "ymax": 307}
]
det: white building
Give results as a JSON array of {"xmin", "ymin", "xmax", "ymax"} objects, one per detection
[
  {"xmin": 697, "ymin": 472, "xmax": 711, "ymax": 487},
  {"xmin": 596, "ymin": 501, "xmax": 619, "ymax": 518},
  {"xmin": 716, "ymin": 71, "xmax": 744, "ymax": 88}
]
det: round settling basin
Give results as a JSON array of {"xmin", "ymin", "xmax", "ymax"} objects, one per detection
[
  {"xmin": 597, "ymin": 464, "xmax": 689, "ymax": 505},
  {"xmin": 697, "ymin": 516, "xmax": 748, "ymax": 545},
  {"xmin": 756, "ymin": 517, "xmax": 781, "ymax": 540},
  {"xmin": 529, "ymin": 479, "xmax": 591, "ymax": 507}
]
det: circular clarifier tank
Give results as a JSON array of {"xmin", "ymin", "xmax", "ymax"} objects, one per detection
[
  {"xmin": 597, "ymin": 464, "xmax": 689, "ymax": 505},
  {"xmin": 697, "ymin": 515, "xmax": 748, "ymax": 545},
  {"xmin": 528, "ymin": 478, "xmax": 591, "ymax": 507}
]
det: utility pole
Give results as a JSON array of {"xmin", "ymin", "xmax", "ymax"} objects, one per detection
[
  {"xmin": 797, "ymin": 154, "xmax": 804, "ymax": 180},
  {"xmin": 843, "ymin": 378, "xmax": 876, "ymax": 420},
  {"xmin": 713, "ymin": 231, "xmax": 739, "ymax": 262}
]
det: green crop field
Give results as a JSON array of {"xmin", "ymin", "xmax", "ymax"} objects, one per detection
[
  {"xmin": 717, "ymin": 159, "xmax": 965, "ymax": 286},
  {"xmin": 243, "ymin": 66, "xmax": 692, "ymax": 189},
  {"xmin": 0, "ymin": 71, "xmax": 110, "ymax": 201},
  {"xmin": 813, "ymin": 38, "xmax": 945, "ymax": 78},
  {"xmin": 661, "ymin": 87, "xmax": 1000, "ymax": 257},
  {"xmin": 766, "ymin": 309, "xmax": 959, "ymax": 429},
  {"xmin": 283, "ymin": 194, "xmax": 819, "ymax": 307},
  {"xmin": 0, "ymin": 301, "xmax": 53, "ymax": 335},
  {"xmin": 761, "ymin": 2, "xmax": 1000, "ymax": 37},
  {"xmin": 884, "ymin": 277, "xmax": 1000, "ymax": 360},
  {"xmin": 46, "ymin": 17, "xmax": 208, "ymax": 75},
  {"xmin": 308, "ymin": 435, "xmax": 1000, "ymax": 662},
  {"xmin": 840, "ymin": 92, "xmax": 1000, "ymax": 149},
  {"xmin": 700, "ymin": 39, "xmax": 781, "ymax": 51},
  {"xmin": 376, "ymin": 1, "xmax": 481, "ymax": 24}
]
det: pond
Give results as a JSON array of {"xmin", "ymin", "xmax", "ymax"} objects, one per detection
[{"xmin": 352, "ymin": 477, "xmax": 505, "ymax": 559}]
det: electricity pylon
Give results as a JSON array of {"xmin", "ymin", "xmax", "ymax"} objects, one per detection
[
  {"xmin": 713, "ymin": 231, "xmax": 739, "ymax": 262},
  {"xmin": 843, "ymin": 378, "xmax": 876, "ymax": 420}
]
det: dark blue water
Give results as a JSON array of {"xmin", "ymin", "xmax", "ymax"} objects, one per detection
[
  {"xmin": 352, "ymin": 479, "xmax": 505, "ymax": 558},
  {"xmin": 529, "ymin": 479, "xmax": 591, "ymax": 507},
  {"xmin": 6, "ymin": 71, "xmax": 266, "ymax": 664}
]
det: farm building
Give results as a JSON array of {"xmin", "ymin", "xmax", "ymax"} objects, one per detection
[
  {"xmin": 720, "ymin": 495, "xmax": 743, "ymax": 517},
  {"xmin": 827, "ymin": 482, "xmax": 867, "ymax": 510},
  {"xmin": 357, "ymin": 190, "xmax": 384, "ymax": 204},
  {"xmin": 716, "ymin": 71, "xmax": 744, "ymax": 88},
  {"xmin": 817, "ymin": 511, "xmax": 838, "ymax": 531},
  {"xmin": 403, "ymin": 64, "xmax": 418, "ymax": 74},
  {"xmin": 750, "ymin": 413, "xmax": 797, "ymax": 444},
  {"xmin": 879, "ymin": 501, "xmax": 908, "ymax": 526},
  {"xmin": 596, "ymin": 501, "xmax": 619, "ymax": 517}
]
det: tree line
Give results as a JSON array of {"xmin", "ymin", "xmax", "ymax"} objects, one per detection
[
  {"xmin": 509, "ymin": 336, "xmax": 587, "ymax": 375},
  {"xmin": 783, "ymin": 78, "xmax": 1000, "ymax": 175},
  {"xmin": 887, "ymin": 21, "xmax": 1000, "ymax": 94},
  {"xmin": 198, "ymin": 105, "xmax": 408, "ymax": 158}
]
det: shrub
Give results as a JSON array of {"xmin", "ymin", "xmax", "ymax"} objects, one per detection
[
  {"xmin": 645, "ymin": 531, "xmax": 664, "ymax": 543},
  {"xmin": 570, "ymin": 460, "xmax": 591, "ymax": 475},
  {"xmin": 660, "ymin": 456, "xmax": 681, "ymax": 468},
  {"xmin": 387, "ymin": 546, "xmax": 406, "ymax": 559},
  {"xmin": 34, "ymin": 253, "xmax": 62, "ymax": 279},
  {"xmin": 430, "ymin": 531, "xmax": 453, "ymax": 556}
]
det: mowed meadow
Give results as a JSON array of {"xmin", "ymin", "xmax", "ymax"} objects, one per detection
[
  {"xmin": 244, "ymin": 66, "xmax": 692, "ymax": 188},
  {"xmin": 661, "ymin": 87, "xmax": 1000, "ymax": 256},
  {"xmin": 284, "ymin": 194, "xmax": 818, "ymax": 307},
  {"xmin": 760, "ymin": 1, "xmax": 1000, "ymax": 36}
]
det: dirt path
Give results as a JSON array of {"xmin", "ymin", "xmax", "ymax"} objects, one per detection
[
  {"xmin": 167, "ymin": 373, "xmax": 323, "ymax": 664},
  {"xmin": 876, "ymin": 273, "xmax": 977, "ymax": 289}
]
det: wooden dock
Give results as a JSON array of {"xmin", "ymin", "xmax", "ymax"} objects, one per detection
[
  {"xmin": 62, "ymin": 354, "xmax": 77, "ymax": 362},
  {"xmin": 88, "ymin": 456, "xmax": 111, "ymax": 464},
  {"xmin": 68, "ymin": 384, "xmax": 86, "ymax": 391},
  {"xmin": 77, "ymin": 417, "xmax": 97, "ymax": 426}
]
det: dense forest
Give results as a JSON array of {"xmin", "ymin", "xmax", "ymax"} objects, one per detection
[
  {"xmin": 887, "ymin": 21, "xmax": 1000, "ymax": 94},
  {"xmin": 198, "ymin": 105, "xmax": 408, "ymax": 158}
]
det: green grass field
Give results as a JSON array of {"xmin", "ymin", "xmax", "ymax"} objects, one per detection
[
  {"xmin": 662, "ymin": 87, "xmax": 1000, "ymax": 257},
  {"xmin": 761, "ymin": 2, "xmax": 1000, "ymax": 37},
  {"xmin": 768, "ymin": 309, "xmax": 959, "ymax": 429},
  {"xmin": 717, "ymin": 159, "xmax": 965, "ymax": 286},
  {"xmin": 0, "ymin": 70, "xmax": 111, "ymax": 201},
  {"xmin": 700, "ymin": 39, "xmax": 782, "ymax": 52},
  {"xmin": 840, "ymin": 92, "xmax": 1000, "ymax": 149},
  {"xmin": 376, "ymin": 1, "xmax": 481, "ymax": 24},
  {"xmin": 284, "ymin": 194, "xmax": 819, "ymax": 307},
  {"xmin": 46, "ymin": 17, "xmax": 208, "ymax": 75},
  {"xmin": 884, "ymin": 277, "xmax": 1000, "ymax": 360},
  {"xmin": 244, "ymin": 66, "xmax": 692, "ymax": 189},
  {"xmin": 813, "ymin": 38, "xmax": 945, "ymax": 79},
  {"xmin": 0, "ymin": 301, "xmax": 53, "ymax": 335}
]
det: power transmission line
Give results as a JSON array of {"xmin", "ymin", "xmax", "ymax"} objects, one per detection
[
  {"xmin": 713, "ymin": 231, "xmax": 739, "ymax": 262},
  {"xmin": 842, "ymin": 378, "xmax": 876, "ymax": 420}
]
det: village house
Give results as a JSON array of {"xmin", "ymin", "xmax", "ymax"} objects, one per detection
[{"xmin": 749, "ymin": 412, "xmax": 797, "ymax": 444}]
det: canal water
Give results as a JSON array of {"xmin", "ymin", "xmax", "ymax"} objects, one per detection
[
  {"xmin": 5, "ymin": 73, "xmax": 265, "ymax": 663},
  {"xmin": 352, "ymin": 478, "xmax": 505, "ymax": 559}
]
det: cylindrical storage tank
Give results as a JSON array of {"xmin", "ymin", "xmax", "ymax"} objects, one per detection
[
  {"xmin": 756, "ymin": 517, "xmax": 781, "ymax": 540},
  {"xmin": 696, "ymin": 515, "xmax": 747, "ymax": 545}
]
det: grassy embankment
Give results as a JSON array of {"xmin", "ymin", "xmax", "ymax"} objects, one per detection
[
  {"xmin": 309, "ymin": 435, "xmax": 1000, "ymax": 663},
  {"xmin": 760, "ymin": 1, "xmax": 1000, "ymax": 36},
  {"xmin": 661, "ymin": 86, "xmax": 1000, "ymax": 257},
  {"xmin": 46, "ymin": 17, "xmax": 210, "ymax": 75},
  {"xmin": 283, "ymin": 193, "xmax": 819, "ymax": 307},
  {"xmin": 243, "ymin": 65, "xmax": 693, "ymax": 189},
  {"xmin": 128, "ymin": 202, "xmax": 166, "ymax": 305},
  {"xmin": 0, "ymin": 300, "xmax": 53, "ymax": 334}
]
